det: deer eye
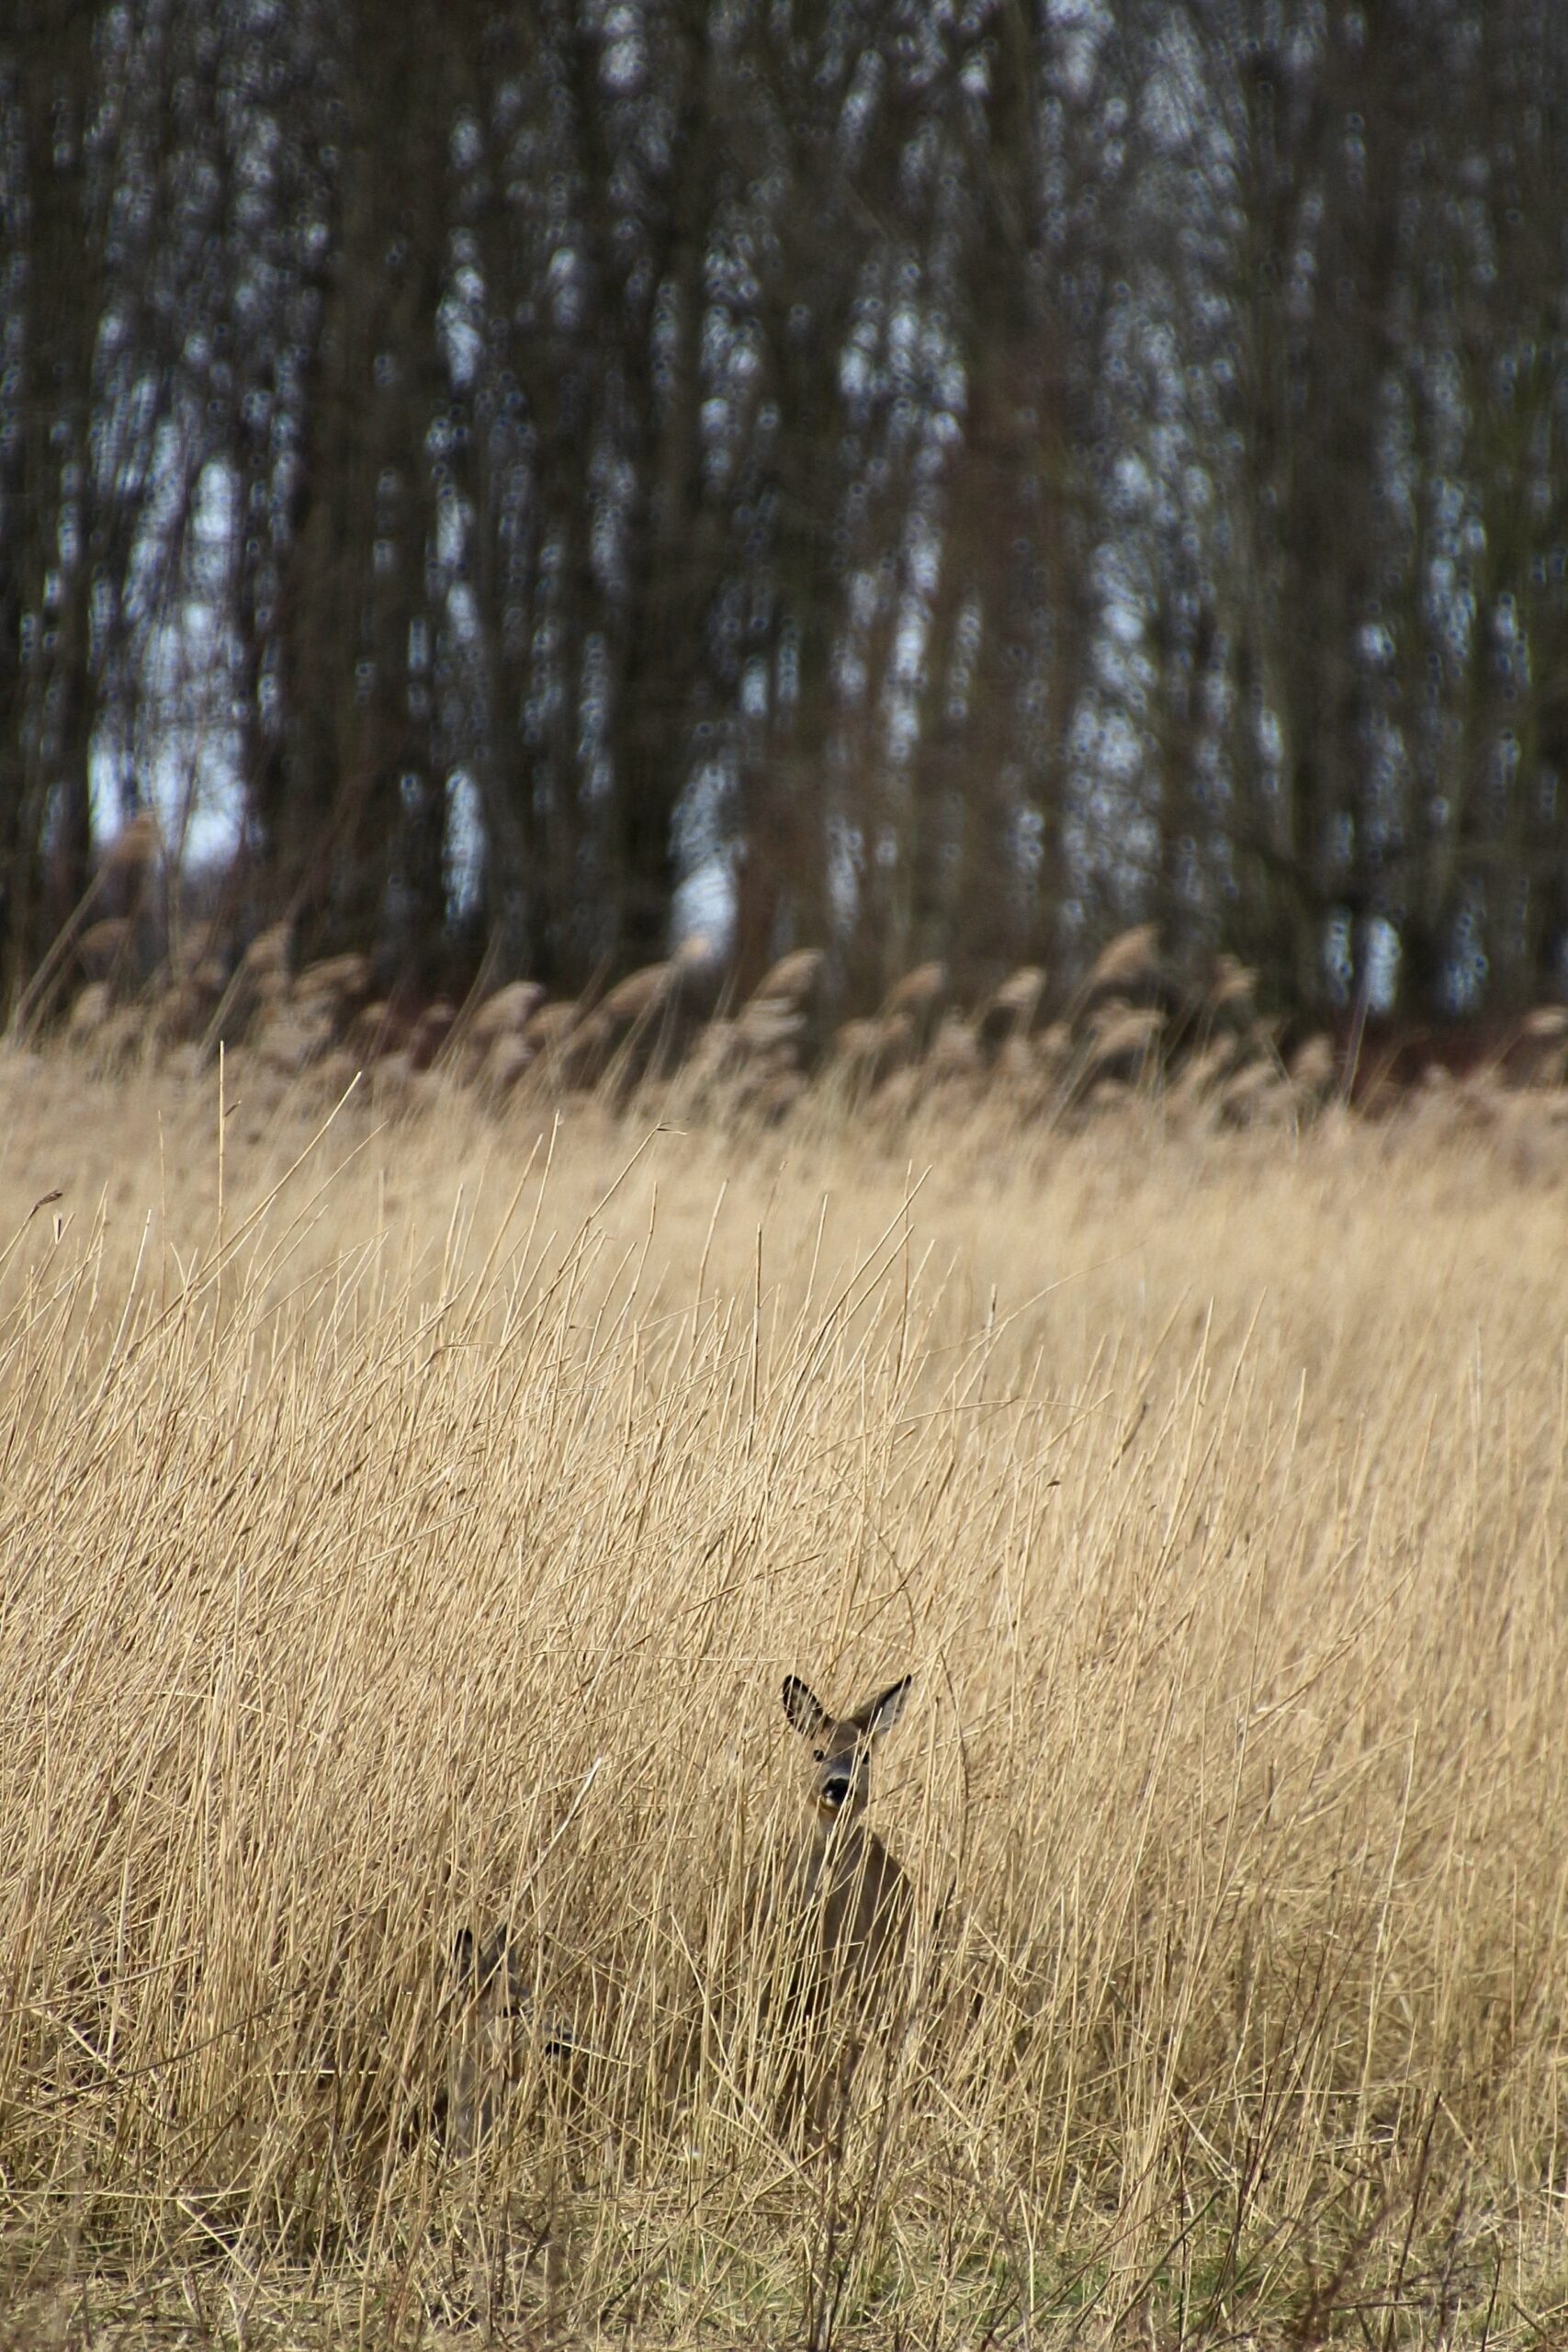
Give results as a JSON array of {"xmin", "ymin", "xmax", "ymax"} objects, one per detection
[{"xmin": 812, "ymin": 1748, "xmax": 826, "ymax": 1762}]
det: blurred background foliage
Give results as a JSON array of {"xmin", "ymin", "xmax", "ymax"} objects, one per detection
[{"xmin": 3, "ymin": 0, "xmax": 1566, "ymax": 1027}]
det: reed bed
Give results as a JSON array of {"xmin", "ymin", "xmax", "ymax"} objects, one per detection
[{"xmin": 2, "ymin": 1049, "xmax": 1566, "ymax": 2346}]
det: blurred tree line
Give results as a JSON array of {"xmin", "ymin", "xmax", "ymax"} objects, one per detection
[{"xmin": 3, "ymin": 0, "xmax": 1567, "ymax": 1026}]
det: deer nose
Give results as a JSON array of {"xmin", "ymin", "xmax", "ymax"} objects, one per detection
[{"xmin": 819, "ymin": 1768, "xmax": 852, "ymax": 1809}]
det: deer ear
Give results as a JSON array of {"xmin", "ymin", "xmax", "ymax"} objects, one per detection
[
  {"xmin": 861, "ymin": 1674, "xmax": 912, "ymax": 1739},
  {"xmin": 783, "ymin": 1676, "xmax": 832, "ymax": 1741}
]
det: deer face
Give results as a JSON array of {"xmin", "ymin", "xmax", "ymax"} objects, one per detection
[{"xmin": 782, "ymin": 1674, "xmax": 911, "ymax": 1825}]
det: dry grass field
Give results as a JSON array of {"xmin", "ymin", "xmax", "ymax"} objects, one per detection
[{"xmin": 3, "ymin": 1046, "xmax": 1567, "ymax": 2348}]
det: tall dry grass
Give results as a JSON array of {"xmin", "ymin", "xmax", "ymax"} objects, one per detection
[{"xmin": 2, "ymin": 1048, "xmax": 1566, "ymax": 2346}]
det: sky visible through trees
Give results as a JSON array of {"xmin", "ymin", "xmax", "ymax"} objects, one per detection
[{"xmin": 3, "ymin": 0, "xmax": 1566, "ymax": 1025}]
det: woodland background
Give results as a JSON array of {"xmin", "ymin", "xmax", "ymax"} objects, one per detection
[{"xmin": 4, "ymin": 0, "xmax": 1567, "ymax": 1031}]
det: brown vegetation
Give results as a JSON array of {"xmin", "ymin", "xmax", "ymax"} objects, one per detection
[
  {"xmin": 2, "ymin": 1044, "xmax": 1568, "ymax": 2346},
  {"xmin": 51, "ymin": 911, "xmax": 1568, "ymax": 1172},
  {"xmin": 47, "ymin": 926, "xmax": 1337, "ymax": 1140},
  {"xmin": 50, "ymin": 912, "xmax": 1568, "ymax": 1199}
]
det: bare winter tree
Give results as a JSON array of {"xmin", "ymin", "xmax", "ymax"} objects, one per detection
[{"xmin": 4, "ymin": 0, "xmax": 1567, "ymax": 1028}]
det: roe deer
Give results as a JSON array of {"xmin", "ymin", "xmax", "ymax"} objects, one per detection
[
  {"xmin": 765, "ymin": 1672, "xmax": 914, "ymax": 2150},
  {"xmin": 442, "ymin": 1756, "xmax": 603, "ymax": 2155},
  {"xmin": 444, "ymin": 1923, "xmax": 575, "ymax": 2157}
]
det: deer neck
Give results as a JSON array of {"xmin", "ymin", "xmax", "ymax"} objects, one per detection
[{"xmin": 806, "ymin": 1802, "xmax": 868, "ymax": 1885}]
